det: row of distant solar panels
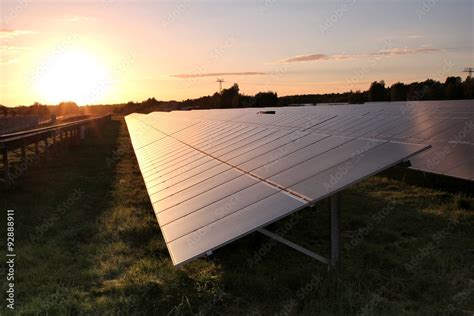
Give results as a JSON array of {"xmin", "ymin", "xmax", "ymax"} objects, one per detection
[
  {"xmin": 125, "ymin": 111, "xmax": 428, "ymax": 266},
  {"xmin": 157, "ymin": 100, "xmax": 474, "ymax": 180}
]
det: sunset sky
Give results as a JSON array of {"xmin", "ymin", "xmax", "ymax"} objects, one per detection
[{"xmin": 1, "ymin": 0, "xmax": 473, "ymax": 106}]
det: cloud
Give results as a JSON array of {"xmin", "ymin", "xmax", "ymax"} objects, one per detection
[
  {"xmin": 372, "ymin": 47, "xmax": 440, "ymax": 56},
  {"xmin": 0, "ymin": 29, "xmax": 33, "ymax": 39},
  {"xmin": 277, "ymin": 47, "xmax": 441, "ymax": 64},
  {"xmin": 278, "ymin": 54, "xmax": 330, "ymax": 63},
  {"xmin": 171, "ymin": 72, "xmax": 266, "ymax": 79}
]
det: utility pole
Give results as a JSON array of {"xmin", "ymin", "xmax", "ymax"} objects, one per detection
[
  {"xmin": 463, "ymin": 67, "xmax": 473, "ymax": 79},
  {"xmin": 216, "ymin": 78, "xmax": 224, "ymax": 92}
]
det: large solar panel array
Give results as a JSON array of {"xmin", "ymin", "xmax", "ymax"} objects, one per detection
[
  {"xmin": 125, "ymin": 103, "xmax": 431, "ymax": 266},
  {"xmin": 154, "ymin": 100, "xmax": 474, "ymax": 180}
]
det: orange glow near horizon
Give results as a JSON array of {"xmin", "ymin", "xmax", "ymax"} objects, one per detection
[{"xmin": 0, "ymin": 1, "xmax": 472, "ymax": 107}]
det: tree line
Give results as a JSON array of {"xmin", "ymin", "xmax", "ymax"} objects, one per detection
[{"xmin": 1, "ymin": 76, "xmax": 473, "ymax": 117}]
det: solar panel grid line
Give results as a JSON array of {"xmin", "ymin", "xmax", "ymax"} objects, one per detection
[
  {"xmin": 209, "ymin": 128, "xmax": 276, "ymax": 158},
  {"xmin": 200, "ymin": 126, "xmax": 266, "ymax": 153},
  {"xmin": 329, "ymin": 115, "xmax": 375, "ymax": 133},
  {"xmin": 152, "ymin": 168, "xmax": 245, "ymax": 207},
  {"xmin": 226, "ymin": 130, "xmax": 317, "ymax": 166},
  {"xmin": 147, "ymin": 154, "xmax": 216, "ymax": 183},
  {"xmin": 315, "ymin": 115, "xmax": 362, "ymax": 131},
  {"xmin": 336, "ymin": 115, "xmax": 378, "ymax": 133},
  {"xmin": 135, "ymin": 116, "xmax": 313, "ymax": 204},
  {"xmin": 160, "ymin": 182, "xmax": 280, "ymax": 243},
  {"xmin": 289, "ymin": 113, "xmax": 323, "ymax": 128},
  {"xmin": 431, "ymin": 121, "xmax": 474, "ymax": 144},
  {"xmin": 140, "ymin": 117, "xmax": 201, "ymax": 138},
  {"xmin": 138, "ymin": 145, "xmax": 195, "ymax": 169},
  {"xmin": 135, "ymin": 136, "xmax": 191, "ymax": 162},
  {"xmin": 175, "ymin": 124, "xmax": 245, "ymax": 148},
  {"xmin": 391, "ymin": 116, "xmax": 447, "ymax": 140},
  {"xmin": 267, "ymin": 138, "xmax": 388, "ymax": 188},
  {"xmin": 149, "ymin": 164, "xmax": 233, "ymax": 201},
  {"xmin": 445, "ymin": 159, "xmax": 474, "ymax": 180},
  {"xmin": 143, "ymin": 150, "xmax": 209, "ymax": 180},
  {"xmin": 145, "ymin": 159, "xmax": 219, "ymax": 190},
  {"xmin": 165, "ymin": 121, "xmax": 230, "ymax": 144},
  {"xmin": 139, "ymin": 144, "xmax": 195, "ymax": 168},
  {"xmin": 218, "ymin": 129, "xmax": 296, "ymax": 162},
  {"xmin": 182, "ymin": 124, "xmax": 251, "ymax": 149},
  {"xmin": 147, "ymin": 163, "xmax": 230, "ymax": 196},
  {"xmin": 236, "ymin": 132, "xmax": 332, "ymax": 172},
  {"xmin": 167, "ymin": 193, "xmax": 307, "ymax": 267},
  {"xmin": 249, "ymin": 136, "xmax": 355, "ymax": 180},
  {"xmin": 194, "ymin": 126, "xmax": 262, "ymax": 154},
  {"xmin": 335, "ymin": 115, "xmax": 384, "ymax": 136},
  {"xmin": 288, "ymin": 142, "xmax": 431, "ymax": 200},
  {"xmin": 141, "ymin": 150, "xmax": 205, "ymax": 178},
  {"xmin": 129, "ymin": 129, "xmax": 168, "ymax": 151},
  {"xmin": 398, "ymin": 118, "xmax": 457, "ymax": 141},
  {"xmin": 300, "ymin": 115, "xmax": 339, "ymax": 132},
  {"xmin": 156, "ymin": 178, "xmax": 276, "ymax": 226},
  {"xmin": 169, "ymin": 121, "xmax": 224, "ymax": 141},
  {"xmin": 409, "ymin": 141, "xmax": 474, "ymax": 173},
  {"xmin": 269, "ymin": 113, "xmax": 305, "ymax": 126},
  {"xmin": 415, "ymin": 119, "xmax": 472, "ymax": 140},
  {"xmin": 204, "ymin": 127, "xmax": 273, "ymax": 152}
]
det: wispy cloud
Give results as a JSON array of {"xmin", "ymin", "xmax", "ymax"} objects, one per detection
[
  {"xmin": 278, "ymin": 47, "xmax": 441, "ymax": 64},
  {"xmin": 0, "ymin": 29, "xmax": 34, "ymax": 39},
  {"xmin": 277, "ymin": 54, "xmax": 351, "ymax": 63},
  {"xmin": 171, "ymin": 71, "xmax": 266, "ymax": 79},
  {"xmin": 374, "ymin": 47, "xmax": 439, "ymax": 56}
]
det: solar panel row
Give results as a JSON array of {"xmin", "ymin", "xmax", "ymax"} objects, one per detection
[
  {"xmin": 153, "ymin": 100, "xmax": 474, "ymax": 180},
  {"xmin": 125, "ymin": 105, "xmax": 430, "ymax": 266}
]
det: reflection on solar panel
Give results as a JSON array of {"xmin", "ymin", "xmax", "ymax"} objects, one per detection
[{"xmin": 125, "ymin": 102, "xmax": 434, "ymax": 267}]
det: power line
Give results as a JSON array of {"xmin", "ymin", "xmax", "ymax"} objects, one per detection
[{"xmin": 463, "ymin": 67, "xmax": 473, "ymax": 78}]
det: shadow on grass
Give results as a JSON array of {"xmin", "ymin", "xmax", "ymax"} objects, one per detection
[
  {"xmin": 2, "ymin": 121, "xmax": 472, "ymax": 315},
  {"xmin": 200, "ymin": 174, "xmax": 473, "ymax": 315},
  {"xmin": 0, "ymin": 119, "xmax": 124, "ymax": 314}
]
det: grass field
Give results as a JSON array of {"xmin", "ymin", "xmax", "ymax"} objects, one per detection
[{"xmin": 1, "ymin": 118, "xmax": 473, "ymax": 315}]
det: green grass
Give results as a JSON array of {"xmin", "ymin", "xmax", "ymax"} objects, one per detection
[{"xmin": 1, "ymin": 118, "xmax": 473, "ymax": 315}]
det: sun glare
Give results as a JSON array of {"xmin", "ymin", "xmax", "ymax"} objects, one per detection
[{"xmin": 34, "ymin": 50, "xmax": 109, "ymax": 105}]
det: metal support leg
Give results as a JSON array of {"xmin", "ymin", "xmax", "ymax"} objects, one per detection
[
  {"xmin": 3, "ymin": 146, "xmax": 10, "ymax": 188},
  {"xmin": 21, "ymin": 141, "xmax": 27, "ymax": 175},
  {"xmin": 330, "ymin": 193, "xmax": 341, "ymax": 270},
  {"xmin": 259, "ymin": 228, "xmax": 330, "ymax": 265},
  {"xmin": 44, "ymin": 138, "xmax": 48, "ymax": 158}
]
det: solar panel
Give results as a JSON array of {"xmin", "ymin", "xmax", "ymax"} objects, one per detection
[
  {"xmin": 164, "ymin": 100, "xmax": 473, "ymax": 180},
  {"xmin": 125, "ymin": 108, "xmax": 430, "ymax": 266}
]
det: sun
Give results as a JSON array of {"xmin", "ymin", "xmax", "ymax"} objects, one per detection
[{"xmin": 34, "ymin": 50, "xmax": 109, "ymax": 105}]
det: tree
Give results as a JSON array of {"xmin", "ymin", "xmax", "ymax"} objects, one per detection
[
  {"xmin": 57, "ymin": 101, "xmax": 80, "ymax": 116},
  {"xmin": 390, "ymin": 82, "xmax": 407, "ymax": 101},
  {"xmin": 254, "ymin": 91, "xmax": 278, "ymax": 107},
  {"xmin": 220, "ymin": 83, "xmax": 239, "ymax": 108},
  {"xmin": 368, "ymin": 81, "xmax": 387, "ymax": 102},
  {"xmin": 445, "ymin": 76, "xmax": 464, "ymax": 100},
  {"xmin": 348, "ymin": 90, "xmax": 366, "ymax": 104},
  {"xmin": 463, "ymin": 77, "xmax": 474, "ymax": 99}
]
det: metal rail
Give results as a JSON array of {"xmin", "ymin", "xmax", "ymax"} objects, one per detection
[{"xmin": 1, "ymin": 115, "xmax": 111, "ymax": 188}]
